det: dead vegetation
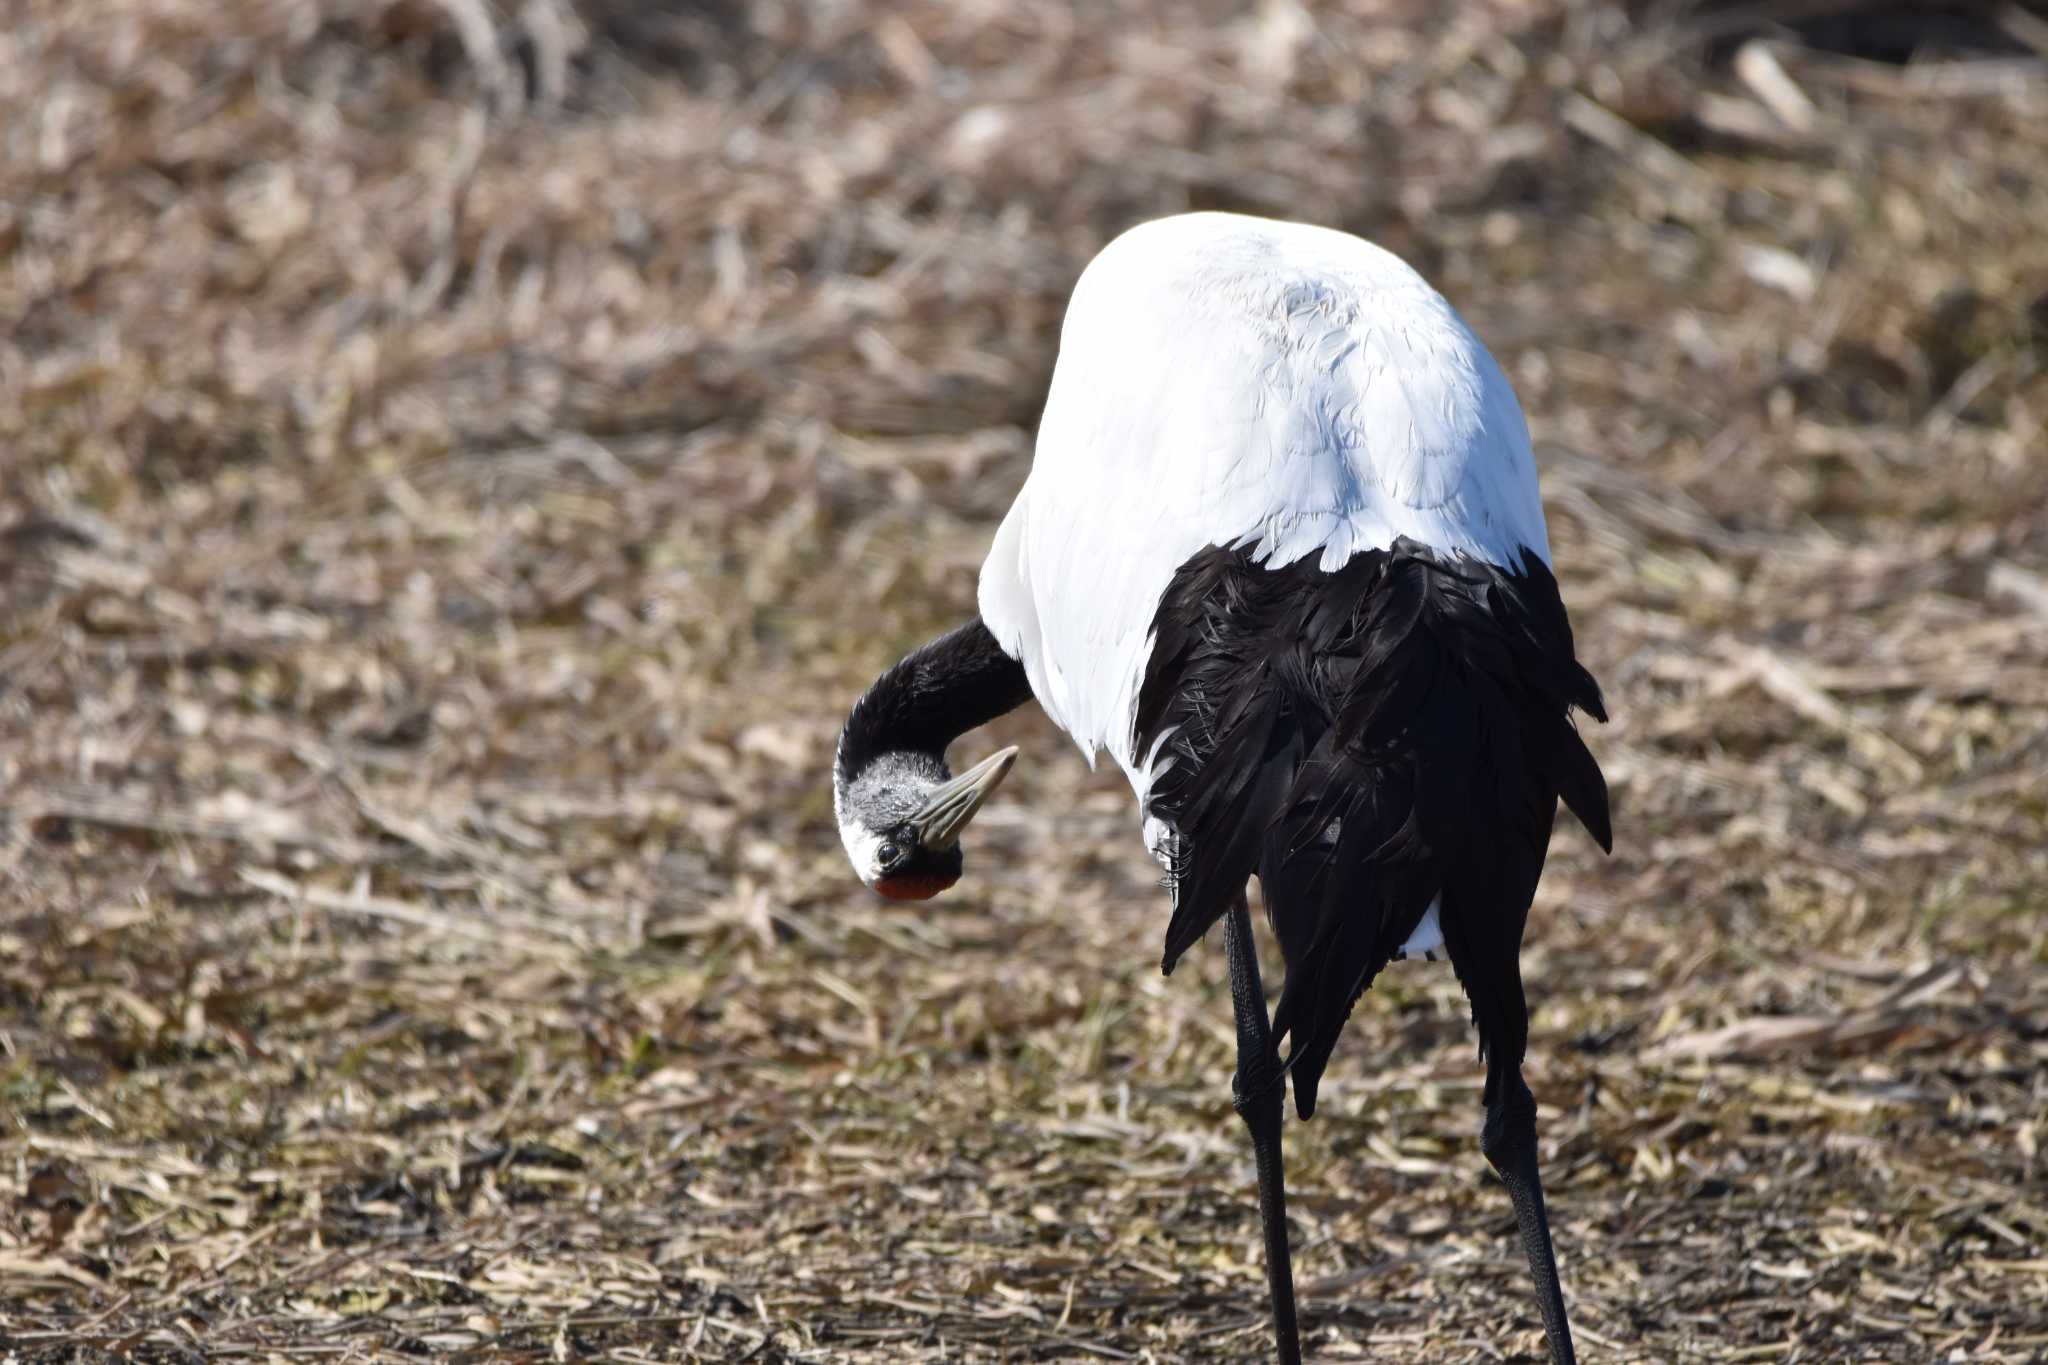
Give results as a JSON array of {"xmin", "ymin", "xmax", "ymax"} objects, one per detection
[{"xmin": 3, "ymin": 1, "xmax": 2047, "ymax": 1360}]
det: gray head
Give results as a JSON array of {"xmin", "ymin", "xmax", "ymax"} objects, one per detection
[{"xmin": 834, "ymin": 746, "xmax": 1018, "ymax": 901}]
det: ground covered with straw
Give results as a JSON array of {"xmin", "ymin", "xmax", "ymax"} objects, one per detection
[{"xmin": 4, "ymin": 2, "xmax": 2047, "ymax": 1360}]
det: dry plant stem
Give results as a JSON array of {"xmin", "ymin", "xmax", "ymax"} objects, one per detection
[{"xmin": 5, "ymin": 2, "xmax": 2048, "ymax": 1359}]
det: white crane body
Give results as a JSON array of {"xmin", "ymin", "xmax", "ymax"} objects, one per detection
[
  {"xmin": 981, "ymin": 213, "xmax": 1550, "ymax": 788},
  {"xmin": 979, "ymin": 214, "xmax": 1562, "ymax": 966},
  {"xmin": 833, "ymin": 212, "xmax": 1610, "ymax": 1365}
]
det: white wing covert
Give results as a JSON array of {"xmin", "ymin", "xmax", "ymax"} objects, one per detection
[{"xmin": 978, "ymin": 213, "xmax": 1552, "ymax": 800}]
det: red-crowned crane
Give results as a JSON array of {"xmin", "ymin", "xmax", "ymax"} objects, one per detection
[{"xmin": 832, "ymin": 212, "xmax": 1611, "ymax": 1364}]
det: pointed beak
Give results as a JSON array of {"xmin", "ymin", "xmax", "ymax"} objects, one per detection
[{"xmin": 908, "ymin": 746, "xmax": 1019, "ymax": 851}]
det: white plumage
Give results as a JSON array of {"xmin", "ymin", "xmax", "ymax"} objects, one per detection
[
  {"xmin": 835, "ymin": 211, "xmax": 1607, "ymax": 1365},
  {"xmin": 979, "ymin": 214, "xmax": 1551, "ymax": 811}
]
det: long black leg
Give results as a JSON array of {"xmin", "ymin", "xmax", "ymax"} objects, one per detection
[
  {"xmin": 1480, "ymin": 1059, "xmax": 1576, "ymax": 1365},
  {"xmin": 1222, "ymin": 894, "xmax": 1301, "ymax": 1365}
]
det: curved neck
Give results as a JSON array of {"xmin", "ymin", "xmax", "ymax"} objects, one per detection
[{"xmin": 837, "ymin": 617, "xmax": 1033, "ymax": 779}]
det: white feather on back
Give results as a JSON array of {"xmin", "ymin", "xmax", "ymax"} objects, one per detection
[{"xmin": 979, "ymin": 212, "xmax": 1551, "ymax": 802}]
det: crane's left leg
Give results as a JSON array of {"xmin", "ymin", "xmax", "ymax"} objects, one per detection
[
  {"xmin": 1481, "ymin": 1055, "xmax": 1576, "ymax": 1365},
  {"xmin": 1222, "ymin": 894, "xmax": 1301, "ymax": 1365}
]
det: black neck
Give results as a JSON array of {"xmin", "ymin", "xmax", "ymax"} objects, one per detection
[{"xmin": 837, "ymin": 617, "xmax": 1033, "ymax": 778}]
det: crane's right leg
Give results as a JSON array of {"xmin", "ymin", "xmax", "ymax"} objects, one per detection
[
  {"xmin": 1482, "ymin": 1054, "xmax": 1576, "ymax": 1365},
  {"xmin": 1222, "ymin": 894, "xmax": 1301, "ymax": 1365}
]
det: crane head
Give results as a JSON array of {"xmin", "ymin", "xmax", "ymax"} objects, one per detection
[{"xmin": 833, "ymin": 746, "xmax": 1018, "ymax": 901}]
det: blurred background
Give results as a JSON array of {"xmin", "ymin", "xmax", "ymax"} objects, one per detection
[{"xmin": 4, "ymin": 1, "xmax": 2047, "ymax": 1359}]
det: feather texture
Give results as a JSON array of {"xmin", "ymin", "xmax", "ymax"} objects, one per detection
[
  {"xmin": 976, "ymin": 212, "xmax": 1610, "ymax": 1116},
  {"xmin": 1135, "ymin": 540, "xmax": 1609, "ymax": 1118},
  {"xmin": 835, "ymin": 618, "xmax": 1033, "ymax": 787},
  {"xmin": 979, "ymin": 212, "xmax": 1551, "ymax": 797}
]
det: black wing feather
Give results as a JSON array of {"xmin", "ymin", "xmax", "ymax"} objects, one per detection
[{"xmin": 1136, "ymin": 539, "xmax": 1611, "ymax": 1119}]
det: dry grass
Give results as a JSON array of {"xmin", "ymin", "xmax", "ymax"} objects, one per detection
[{"xmin": 4, "ymin": 1, "xmax": 2048, "ymax": 1360}]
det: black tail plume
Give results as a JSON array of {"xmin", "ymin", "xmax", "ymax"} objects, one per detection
[{"xmin": 1135, "ymin": 540, "xmax": 1610, "ymax": 1118}]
